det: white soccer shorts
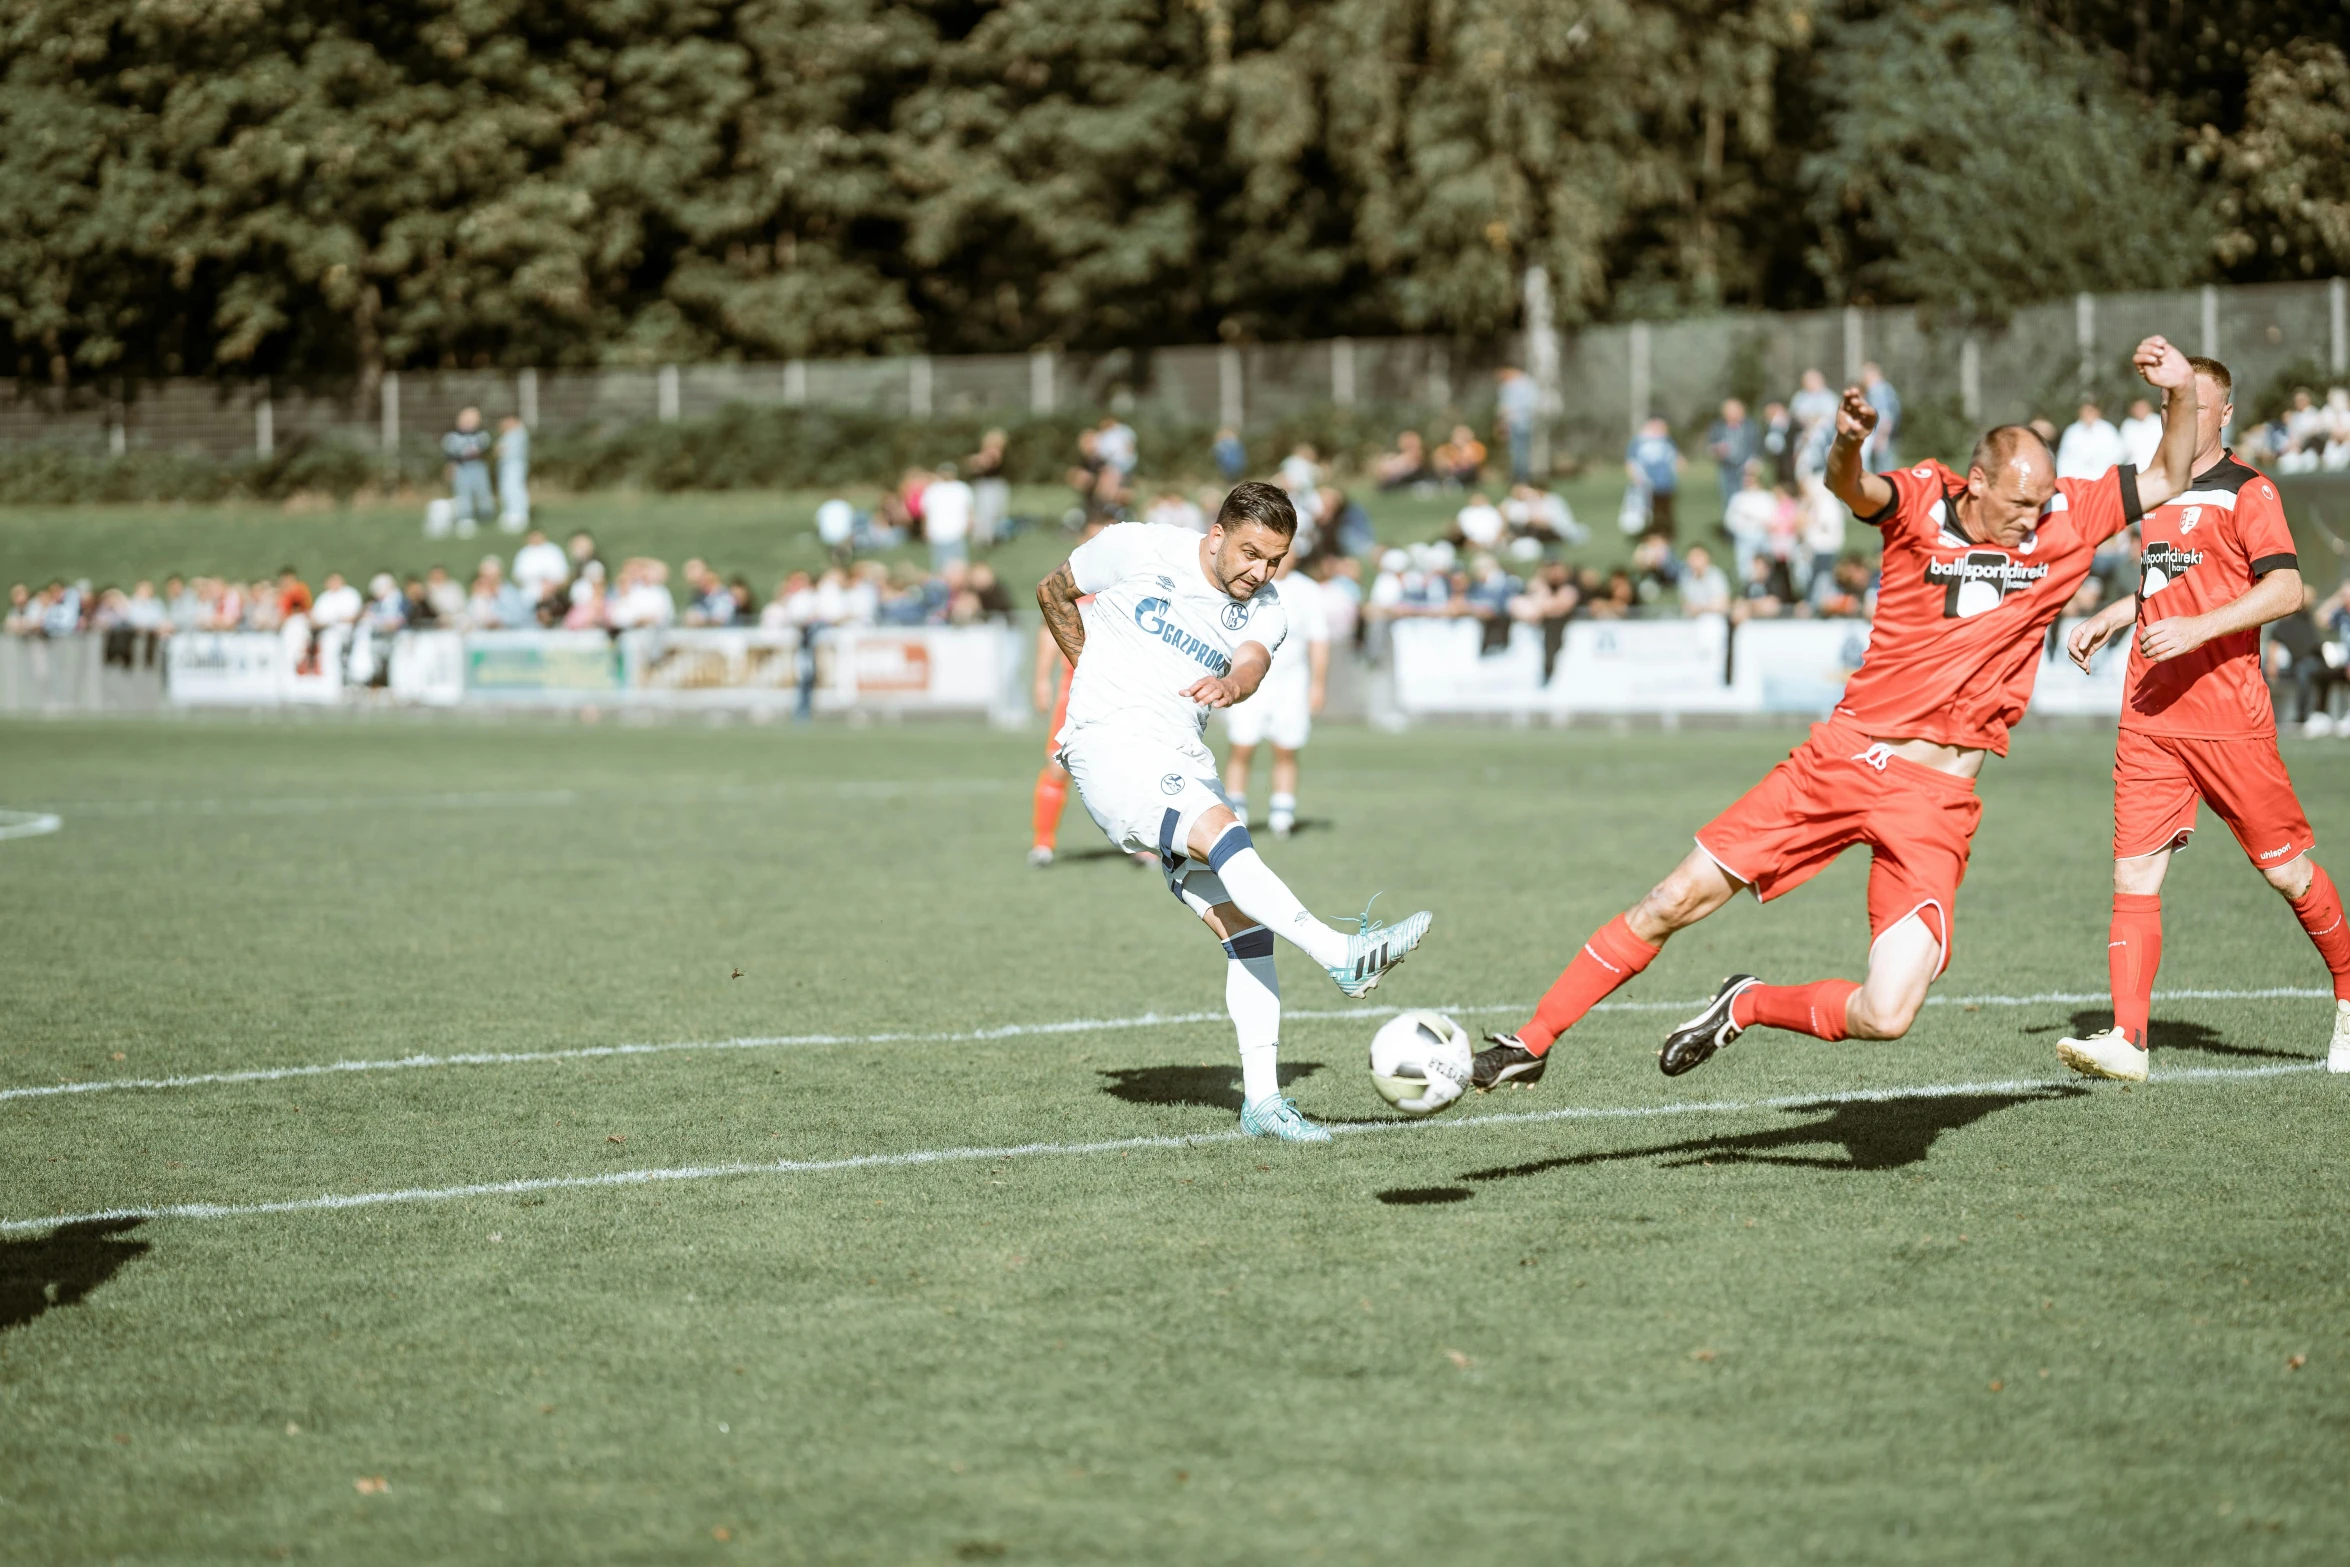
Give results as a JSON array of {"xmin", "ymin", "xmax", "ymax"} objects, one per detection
[
  {"xmin": 1223, "ymin": 682, "xmax": 1312, "ymax": 750},
  {"xmin": 1058, "ymin": 729, "xmax": 1238, "ymax": 867}
]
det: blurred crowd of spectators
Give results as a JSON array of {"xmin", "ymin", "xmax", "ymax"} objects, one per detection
[
  {"xmin": 2267, "ymin": 580, "xmax": 2350, "ymax": 733},
  {"xmin": 2240, "ymin": 386, "xmax": 2350, "ymax": 474},
  {"xmin": 14, "ymin": 363, "xmax": 2349, "ymax": 724},
  {"xmin": 811, "ymin": 429, "xmax": 1016, "ymax": 567},
  {"xmin": 3, "ymin": 525, "xmax": 1021, "ymax": 679},
  {"xmin": 1348, "ymin": 364, "xmax": 1894, "ymax": 667}
]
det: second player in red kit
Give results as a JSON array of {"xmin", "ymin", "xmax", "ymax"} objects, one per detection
[
  {"xmin": 2056, "ymin": 356, "xmax": 2350, "ymax": 1080},
  {"xmin": 1470, "ymin": 336, "xmax": 2203, "ymax": 1093}
]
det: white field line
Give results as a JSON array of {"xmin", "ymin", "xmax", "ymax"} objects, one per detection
[
  {"xmin": 3, "ymin": 988, "xmax": 2332, "ymax": 1106},
  {"xmin": 34, "ymin": 778, "xmax": 1012, "ymax": 819},
  {"xmin": 1, "ymin": 1060, "xmax": 2320, "ymax": 1236},
  {"xmin": 0, "ymin": 809, "xmax": 62, "ymax": 840},
  {"xmin": 42, "ymin": 790, "xmax": 578, "ymax": 817}
]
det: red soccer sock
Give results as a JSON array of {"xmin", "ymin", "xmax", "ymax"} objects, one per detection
[
  {"xmin": 2108, "ymin": 893, "xmax": 2163, "ymax": 1046},
  {"xmin": 1031, "ymin": 766, "xmax": 1069, "ymax": 851},
  {"xmin": 2289, "ymin": 866, "xmax": 2350, "ymax": 1002},
  {"xmin": 1519, "ymin": 914, "xmax": 1661, "ymax": 1054},
  {"xmin": 1730, "ymin": 978, "xmax": 1860, "ymax": 1042}
]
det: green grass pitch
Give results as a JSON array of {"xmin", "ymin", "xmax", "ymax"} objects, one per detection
[{"xmin": 2, "ymin": 716, "xmax": 2346, "ymax": 1563}]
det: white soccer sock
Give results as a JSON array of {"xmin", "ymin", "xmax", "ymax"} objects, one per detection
[
  {"xmin": 1207, "ymin": 827, "xmax": 1350, "ymax": 968},
  {"xmin": 1223, "ymin": 926, "xmax": 1283, "ymax": 1104},
  {"xmin": 1269, "ymin": 791, "xmax": 1297, "ymax": 831}
]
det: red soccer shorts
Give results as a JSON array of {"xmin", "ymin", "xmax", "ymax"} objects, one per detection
[
  {"xmin": 2112, "ymin": 727, "xmax": 2316, "ymax": 867},
  {"xmin": 1694, "ymin": 718, "xmax": 1981, "ymax": 977}
]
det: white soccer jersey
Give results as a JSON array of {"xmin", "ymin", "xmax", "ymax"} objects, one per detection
[{"xmin": 1061, "ymin": 522, "xmax": 1288, "ymax": 749}]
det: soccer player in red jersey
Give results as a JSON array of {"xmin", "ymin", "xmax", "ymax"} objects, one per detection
[
  {"xmin": 1031, "ymin": 519, "xmax": 1105, "ymax": 867},
  {"xmin": 2053, "ymin": 357, "xmax": 2350, "ymax": 1079},
  {"xmin": 1470, "ymin": 337, "xmax": 2201, "ymax": 1089},
  {"xmin": 1027, "ymin": 622, "xmax": 1081, "ymax": 866}
]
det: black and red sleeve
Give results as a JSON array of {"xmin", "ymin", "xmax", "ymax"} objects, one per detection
[
  {"xmin": 1854, "ymin": 463, "xmax": 1935, "ymax": 532},
  {"xmin": 2237, "ymin": 475, "xmax": 2299, "ymax": 578}
]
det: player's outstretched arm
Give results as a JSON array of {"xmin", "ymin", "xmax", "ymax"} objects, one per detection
[
  {"xmin": 1181, "ymin": 642, "xmax": 1271, "ymax": 709},
  {"xmin": 1822, "ymin": 389, "xmax": 1894, "ymax": 519},
  {"xmin": 2067, "ymin": 593, "xmax": 2139, "ymax": 672},
  {"xmin": 1036, "ymin": 561, "xmax": 1087, "ymax": 667},
  {"xmin": 2129, "ymin": 336, "xmax": 2199, "ymax": 511},
  {"xmin": 2141, "ymin": 567, "xmax": 2303, "ymax": 663}
]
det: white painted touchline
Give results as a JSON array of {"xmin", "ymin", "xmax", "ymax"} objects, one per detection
[
  {"xmin": 0, "ymin": 1008, "xmax": 1387, "ymax": 1103},
  {"xmin": 4, "ymin": 989, "xmax": 2332, "ymax": 1104},
  {"xmin": 40, "ymin": 790, "xmax": 579, "ymax": 817},
  {"xmin": 34, "ymin": 778, "xmax": 1013, "ymax": 818},
  {"xmin": 0, "ymin": 1060, "xmax": 2321, "ymax": 1235}
]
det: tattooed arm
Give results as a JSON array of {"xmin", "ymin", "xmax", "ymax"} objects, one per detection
[{"xmin": 1036, "ymin": 561, "xmax": 1087, "ymax": 668}]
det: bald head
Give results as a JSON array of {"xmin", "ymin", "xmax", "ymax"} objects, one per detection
[
  {"xmin": 1968, "ymin": 424, "xmax": 2053, "ymax": 484},
  {"xmin": 1961, "ymin": 424, "xmax": 2058, "ymax": 547}
]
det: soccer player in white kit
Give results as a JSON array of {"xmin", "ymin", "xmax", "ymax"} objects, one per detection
[
  {"xmin": 1221, "ymin": 549, "xmax": 1329, "ymax": 838},
  {"xmin": 1036, "ymin": 482, "xmax": 1435, "ymax": 1143}
]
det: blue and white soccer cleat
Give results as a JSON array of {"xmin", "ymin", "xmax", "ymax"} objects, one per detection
[
  {"xmin": 1240, "ymin": 1095, "xmax": 1333, "ymax": 1143},
  {"xmin": 1327, "ymin": 897, "xmax": 1434, "ymax": 999}
]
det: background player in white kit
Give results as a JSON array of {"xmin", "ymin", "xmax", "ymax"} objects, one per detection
[
  {"xmin": 1221, "ymin": 550, "xmax": 1329, "ymax": 838},
  {"xmin": 1036, "ymin": 482, "xmax": 1435, "ymax": 1143}
]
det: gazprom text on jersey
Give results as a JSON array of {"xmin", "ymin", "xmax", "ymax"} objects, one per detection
[{"xmin": 1134, "ymin": 598, "xmax": 1234, "ymax": 677}]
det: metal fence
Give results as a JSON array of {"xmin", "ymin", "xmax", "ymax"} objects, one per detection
[{"xmin": 6, "ymin": 279, "xmax": 2345, "ymax": 467}]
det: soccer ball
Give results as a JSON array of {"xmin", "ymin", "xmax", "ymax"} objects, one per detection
[{"xmin": 1368, "ymin": 1010, "xmax": 1473, "ymax": 1116}]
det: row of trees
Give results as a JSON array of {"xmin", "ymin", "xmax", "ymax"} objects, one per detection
[{"xmin": 2, "ymin": 0, "xmax": 2345, "ymax": 387}]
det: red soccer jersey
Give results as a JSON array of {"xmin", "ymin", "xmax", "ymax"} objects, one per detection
[
  {"xmin": 2121, "ymin": 451, "xmax": 2298, "ymax": 738},
  {"xmin": 1835, "ymin": 458, "xmax": 2137, "ymax": 754}
]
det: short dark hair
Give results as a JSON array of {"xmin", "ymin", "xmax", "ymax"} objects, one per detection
[
  {"xmin": 1215, "ymin": 480, "xmax": 1297, "ymax": 537},
  {"xmin": 1968, "ymin": 424, "xmax": 2052, "ymax": 476},
  {"xmin": 2187, "ymin": 355, "xmax": 2232, "ymax": 395}
]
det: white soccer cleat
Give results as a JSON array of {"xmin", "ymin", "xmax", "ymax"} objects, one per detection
[
  {"xmin": 1026, "ymin": 845, "xmax": 1054, "ymax": 868},
  {"xmin": 2056, "ymin": 1026, "xmax": 2150, "ymax": 1083},
  {"xmin": 2329, "ymin": 1000, "xmax": 2350, "ymax": 1075},
  {"xmin": 1328, "ymin": 899, "xmax": 1434, "ymax": 999}
]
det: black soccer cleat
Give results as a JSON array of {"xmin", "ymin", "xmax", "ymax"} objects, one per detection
[
  {"xmin": 1658, "ymin": 975, "xmax": 1760, "ymax": 1077},
  {"xmin": 1471, "ymin": 1033, "xmax": 1548, "ymax": 1090}
]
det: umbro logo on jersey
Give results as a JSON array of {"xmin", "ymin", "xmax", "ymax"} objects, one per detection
[
  {"xmin": 1927, "ymin": 551, "xmax": 2049, "ymax": 619},
  {"xmin": 1155, "ymin": 575, "xmax": 1177, "ymax": 591}
]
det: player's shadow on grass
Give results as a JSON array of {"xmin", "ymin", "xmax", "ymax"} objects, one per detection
[
  {"xmin": 2020, "ymin": 1009, "xmax": 2306, "ymax": 1063},
  {"xmin": 1099, "ymin": 1061, "xmax": 1324, "ymax": 1114},
  {"xmin": 0, "ymin": 1219, "xmax": 149, "ymax": 1333},
  {"xmin": 1374, "ymin": 1088, "xmax": 2079, "ymax": 1205}
]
